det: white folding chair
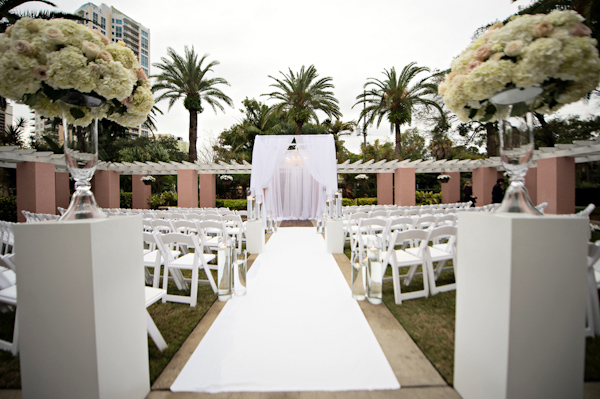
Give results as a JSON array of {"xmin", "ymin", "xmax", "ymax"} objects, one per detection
[
  {"xmin": 145, "ymin": 287, "xmax": 168, "ymax": 351},
  {"xmin": 150, "ymin": 219, "xmax": 175, "ymax": 234},
  {"xmin": 0, "ymin": 253, "xmax": 17, "ymax": 355},
  {"xmin": 221, "ymin": 214, "xmax": 245, "ymax": 251},
  {"xmin": 421, "ymin": 226, "xmax": 458, "ymax": 295},
  {"xmin": 353, "ymin": 218, "xmax": 390, "ymax": 258},
  {"xmin": 195, "ymin": 220, "xmax": 227, "ymax": 252},
  {"xmin": 586, "ymin": 241, "xmax": 600, "ymax": 337},
  {"xmin": 382, "ymin": 229, "xmax": 431, "ymax": 304},
  {"xmin": 155, "ymin": 232, "xmax": 217, "ymax": 307},
  {"xmin": 344, "ymin": 211, "xmax": 369, "ymax": 243}
]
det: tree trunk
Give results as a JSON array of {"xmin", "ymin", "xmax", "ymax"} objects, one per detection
[
  {"xmin": 295, "ymin": 121, "xmax": 303, "ymax": 135},
  {"xmin": 394, "ymin": 123, "xmax": 402, "ymax": 160},
  {"xmin": 485, "ymin": 122, "xmax": 499, "ymax": 157},
  {"xmin": 534, "ymin": 112, "xmax": 554, "ymax": 147},
  {"xmin": 188, "ymin": 110, "xmax": 198, "ymax": 162}
]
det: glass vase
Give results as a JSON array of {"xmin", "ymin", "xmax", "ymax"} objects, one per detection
[
  {"xmin": 351, "ymin": 249, "xmax": 366, "ymax": 301},
  {"xmin": 366, "ymin": 237, "xmax": 383, "ymax": 305},
  {"xmin": 58, "ymin": 92, "xmax": 107, "ymax": 221},
  {"xmin": 490, "ymin": 87, "xmax": 543, "ymax": 215},
  {"xmin": 217, "ymin": 238, "xmax": 234, "ymax": 301}
]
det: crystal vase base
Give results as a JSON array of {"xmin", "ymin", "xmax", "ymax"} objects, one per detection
[
  {"xmin": 59, "ymin": 184, "xmax": 107, "ymax": 221},
  {"xmin": 495, "ymin": 180, "xmax": 542, "ymax": 215}
]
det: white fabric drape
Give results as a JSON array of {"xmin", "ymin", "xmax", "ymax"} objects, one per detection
[{"xmin": 250, "ymin": 135, "xmax": 337, "ymax": 221}]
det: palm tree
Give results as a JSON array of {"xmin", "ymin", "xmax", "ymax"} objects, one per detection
[
  {"xmin": 354, "ymin": 62, "xmax": 443, "ymax": 159},
  {"xmin": 322, "ymin": 118, "xmax": 356, "ymax": 153},
  {"xmin": 263, "ymin": 65, "xmax": 341, "ymax": 135},
  {"xmin": 152, "ymin": 46, "xmax": 233, "ymax": 162}
]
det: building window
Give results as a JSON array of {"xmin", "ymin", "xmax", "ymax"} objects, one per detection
[
  {"xmin": 115, "ymin": 26, "xmax": 122, "ymax": 38},
  {"xmin": 116, "ymin": 19, "xmax": 122, "ymax": 24},
  {"xmin": 141, "ymin": 36, "xmax": 148, "ymax": 50},
  {"xmin": 92, "ymin": 12, "xmax": 98, "ymax": 25},
  {"xmin": 100, "ymin": 17, "xmax": 106, "ymax": 29},
  {"xmin": 141, "ymin": 30, "xmax": 148, "ymax": 37},
  {"xmin": 141, "ymin": 55, "xmax": 148, "ymax": 68}
]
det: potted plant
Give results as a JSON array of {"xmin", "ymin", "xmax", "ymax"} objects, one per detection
[
  {"xmin": 437, "ymin": 174, "xmax": 451, "ymax": 183},
  {"xmin": 220, "ymin": 175, "xmax": 233, "ymax": 185},
  {"xmin": 141, "ymin": 175, "xmax": 155, "ymax": 186}
]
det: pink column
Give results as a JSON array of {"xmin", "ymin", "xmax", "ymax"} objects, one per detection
[
  {"xmin": 537, "ymin": 157, "xmax": 575, "ymax": 214},
  {"xmin": 377, "ymin": 173, "xmax": 394, "ymax": 205},
  {"xmin": 199, "ymin": 174, "xmax": 216, "ymax": 208},
  {"xmin": 394, "ymin": 168, "xmax": 415, "ymax": 206},
  {"xmin": 441, "ymin": 172, "xmax": 461, "ymax": 204},
  {"xmin": 177, "ymin": 169, "xmax": 199, "ymax": 208},
  {"xmin": 55, "ymin": 172, "xmax": 71, "ymax": 211},
  {"xmin": 132, "ymin": 174, "xmax": 151, "ymax": 210},
  {"xmin": 16, "ymin": 162, "xmax": 56, "ymax": 222},
  {"xmin": 92, "ymin": 170, "xmax": 120, "ymax": 209},
  {"xmin": 525, "ymin": 167, "xmax": 538, "ymax": 205},
  {"xmin": 472, "ymin": 167, "xmax": 497, "ymax": 206}
]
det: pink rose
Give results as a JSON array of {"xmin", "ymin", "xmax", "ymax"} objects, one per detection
[
  {"xmin": 504, "ymin": 40, "xmax": 524, "ymax": 57},
  {"xmin": 474, "ymin": 44, "xmax": 493, "ymax": 61},
  {"xmin": 122, "ymin": 96, "xmax": 134, "ymax": 107},
  {"xmin": 137, "ymin": 68, "xmax": 147, "ymax": 82},
  {"xmin": 33, "ymin": 65, "xmax": 49, "ymax": 80},
  {"xmin": 96, "ymin": 50, "xmax": 113, "ymax": 62},
  {"xmin": 533, "ymin": 21, "xmax": 553, "ymax": 37},
  {"xmin": 44, "ymin": 27, "xmax": 64, "ymax": 44},
  {"xmin": 12, "ymin": 40, "xmax": 33, "ymax": 54},
  {"xmin": 466, "ymin": 60, "xmax": 482, "ymax": 74},
  {"xmin": 570, "ymin": 23, "xmax": 592, "ymax": 37}
]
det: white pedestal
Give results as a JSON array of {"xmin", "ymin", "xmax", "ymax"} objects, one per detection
[
  {"xmin": 14, "ymin": 216, "xmax": 149, "ymax": 399},
  {"xmin": 454, "ymin": 213, "xmax": 588, "ymax": 399},
  {"xmin": 325, "ymin": 220, "xmax": 344, "ymax": 254},
  {"xmin": 246, "ymin": 220, "xmax": 265, "ymax": 254}
]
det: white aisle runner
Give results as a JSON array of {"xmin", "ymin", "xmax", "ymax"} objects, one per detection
[{"xmin": 170, "ymin": 227, "xmax": 400, "ymax": 393}]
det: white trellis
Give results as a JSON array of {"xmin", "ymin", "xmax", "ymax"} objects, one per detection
[{"xmin": 0, "ymin": 136, "xmax": 599, "ymax": 175}]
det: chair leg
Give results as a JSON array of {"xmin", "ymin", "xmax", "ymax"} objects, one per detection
[
  {"xmin": 189, "ymin": 267, "xmax": 199, "ymax": 307},
  {"xmin": 146, "ymin": 311, "xmax": 167, "ymax": 351}
]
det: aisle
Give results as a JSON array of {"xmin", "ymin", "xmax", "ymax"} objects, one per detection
[{"xmin": 170, "ymin": 227, "xmax": 400, "ymax": 393}]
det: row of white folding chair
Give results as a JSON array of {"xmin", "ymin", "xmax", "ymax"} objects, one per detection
[
  {"xmin": 152, "ymin": 231, "xmax": 218, "ymax": 307},
  {"xmin": 0, "ymin": 252, "xmax": 17, "ymax": 355},
  {"xmin": 0, "ymin": 221, "xmax": 15, "ymax": 256},
  {"xmin": 381, "ymin": 226, "xmax": 458, "ymax": 304},
  {"xmin": 21, "ymin": 211, "xmax": 59, "ymax": 222},
  {"xmin": 586, "ymin": 241, "xmax": 600, "ymax": 337},
  {"xmin": 145, "ymin": 216, "xmax": 245, "ymax": 251}
]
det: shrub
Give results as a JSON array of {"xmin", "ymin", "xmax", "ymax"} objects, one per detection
[
  {"xmin": 215, "ymin": 199, "xmax": 247, "ymax": 211},
  {"xmin": 416, "ymin": 190, "xmax": 441, "ymax": 205},
  {"xmin": 149, "ymin": 191, "xmax": 178, "ymax": 209},
  {"xmin": 0, "ymin": 196, "xmax": 16, "ymax": 222},
  {"xmin": 120, "ymin": 192, "xmax": 132, "ymax": 209}
]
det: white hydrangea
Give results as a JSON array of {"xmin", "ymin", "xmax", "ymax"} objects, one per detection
[
  {"xmin": 0, "ymin": 18, "xmax": 154, "ymax": 127},
  {"xmin": 440, "ymin": 10, "xmax": 600, "ymax": 122}
]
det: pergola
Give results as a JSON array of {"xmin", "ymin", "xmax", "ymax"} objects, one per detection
[{"xmin": 2, "ymin": 136, "xmax": 599, "ymax": 221}]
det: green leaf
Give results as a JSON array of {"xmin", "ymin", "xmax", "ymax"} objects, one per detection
[
  {"xmin": 69, "ymin": 107, "xmax": 85, "ymax": 119},
  {"xmin": 510, "ymin": 102, "xmax": 529, "ymax": 117}
]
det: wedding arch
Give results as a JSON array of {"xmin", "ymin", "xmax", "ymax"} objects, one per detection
[{"xmin": 249, "ymin": 135, "xmax": 338, "ymax": 220}]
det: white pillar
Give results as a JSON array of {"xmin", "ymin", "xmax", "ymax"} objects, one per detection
[
  {"xmin": 454, "ymin": 213, "xmax": 588, "ymax": 399},
  {"xmin": 15, "ymin": 216, "xmax": 149, "ymax": 399}
]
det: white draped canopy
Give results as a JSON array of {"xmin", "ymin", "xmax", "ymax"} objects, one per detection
[{"xmin": 249, "ymin": 135, "xmax": 338, "ymax": 221}]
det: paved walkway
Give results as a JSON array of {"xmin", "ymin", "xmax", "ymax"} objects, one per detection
[{"xmin": 147, "ymin": 223, "xmax": 459, "ymax": 398}]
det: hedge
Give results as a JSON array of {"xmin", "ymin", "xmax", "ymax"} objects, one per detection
[{"xmin": 0, "ymin": 196, "xmax": 16, "ymax": 222}]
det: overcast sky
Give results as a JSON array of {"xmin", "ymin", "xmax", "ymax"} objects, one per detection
[{"xmin": 12, "ymin": 0, "xmax": 593, "ymax": 155}]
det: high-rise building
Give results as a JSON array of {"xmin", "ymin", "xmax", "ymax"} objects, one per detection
[
  {"xmin": 0, "ymin": 104, "xmax": 13, "ymax": 131},
  {"xmin": 72, "ymin": 2, "xmax": 151, "ymax": 137}
]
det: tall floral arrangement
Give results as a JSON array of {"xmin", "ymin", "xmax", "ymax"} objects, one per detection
[
  {"xmin": 0, "ymin": 18, "xmax": 154, "ymax": 126},
  {"xmin": 439, "ymin": 10, "xmax": 600, "ymax": 122}
]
